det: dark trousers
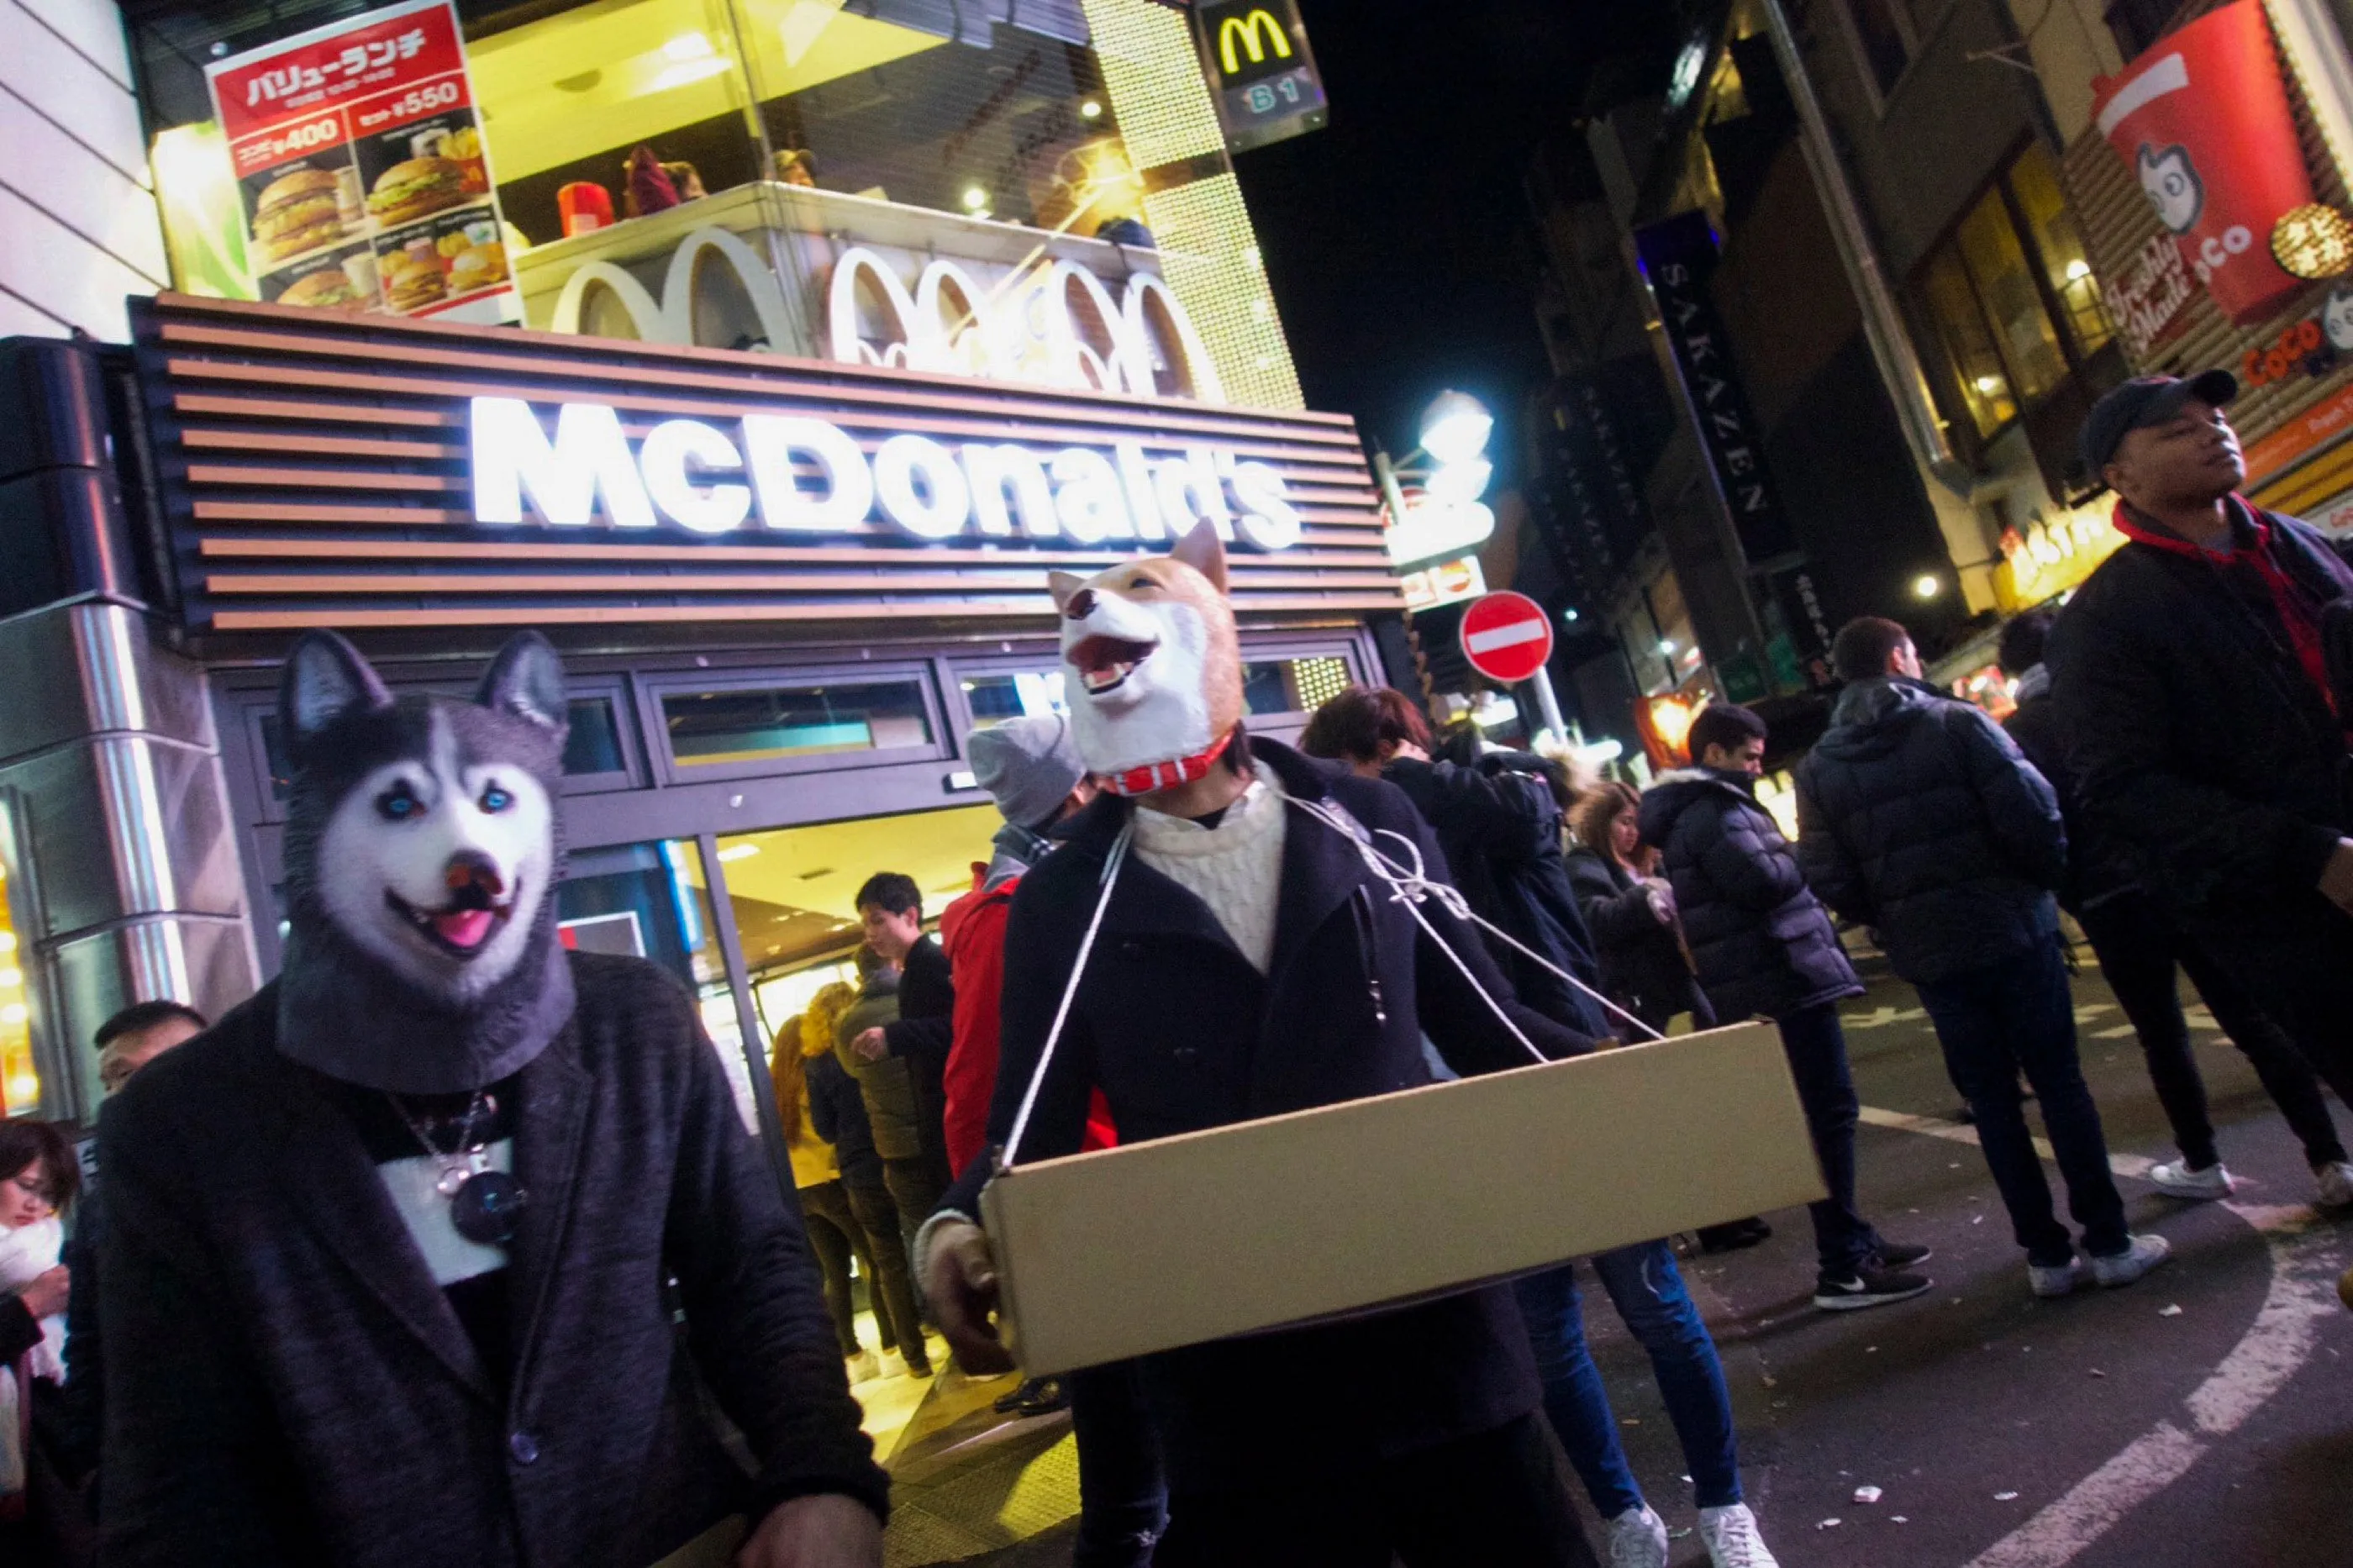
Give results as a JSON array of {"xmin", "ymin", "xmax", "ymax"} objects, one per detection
[
  {"xmin": 1153, "ymin": 1413, "xmax": 1598, "ymax": 1568},
  {"xmin": 796, "ymin": 1180, "xmax": 871, "ymax": 1358},
  {"xmin": 2191, "ymin": 894, "xmax": 2353, "ymax": 1109},
  {"xmin": 842, "ymin": 1177, "xmax": 929, "ymax": 1371},
  {"xmin": 2078, "ymin": 892, "xmax": 2346, "ymax": 1170},
  {"xmin": 1774, "ymin": 1002, "xmax": 1883, "ymax": 1281},
  {"xmin": 1915, "ymin": 939, "xmax": 2127, "ymax": 1266},
  {"xmin": 1068, "ymin": 1361, "xmax": 1170, "ymax": 1568}
]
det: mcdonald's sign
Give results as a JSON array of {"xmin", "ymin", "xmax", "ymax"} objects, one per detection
[{"xmin": 1194, "ymin": 0, "xmax": 1327, "ymax": 152}]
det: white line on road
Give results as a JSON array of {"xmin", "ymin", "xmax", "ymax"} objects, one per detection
[
  {"xmin": 1857, "ymin": 1104, "xmax": 2156, "ymax": 1181},
  {"xmin": 1964, "ymin": 1204, "xmax": 2343, "ymax": 1568}
]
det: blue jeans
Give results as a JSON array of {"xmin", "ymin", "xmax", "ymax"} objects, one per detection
[
  {"xmin": 1513, "ymin": 1239, "xmax": 1741, "ymax": 1514},
  {"xmin": 1914, "ymin": 938, "xmax": 2127, "ymax": 1266},
  {"xmin": 1775, "ymin": 1001, "xmax": 1885, "ymax": 1281}
]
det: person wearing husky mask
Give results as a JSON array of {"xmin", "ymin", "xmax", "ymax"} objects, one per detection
[
  {"xmin": 97, "ymin": 631, "xmax": 887, "ymax": 1568},
  {"xmin": 922, "ymin": 523, "xmax": 1606, "ymax": 1566}
]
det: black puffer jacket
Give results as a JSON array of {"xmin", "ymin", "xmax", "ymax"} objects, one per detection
[
  {"xmin": 2047, "ymin": 503, "xmax": 2353, "ymax": 924},
  {"xmin": 1795, "ymin": 677, "xmax": 2066, "ymax": 985},
  {"xmin": 1563, "ymin": 846, "xmax": 1716, "ymax": 1035},
  {"xmin": 1382, "ymin": 755, "xmax": 1608, "ymax": 1037},
  {"xmin": 2003, "ymin": 666, "xmax": 2134, "ymax": 913},
  {"xmin": 1637, "ymin": 768, "xmax": 1860, "ymax": 1024}
]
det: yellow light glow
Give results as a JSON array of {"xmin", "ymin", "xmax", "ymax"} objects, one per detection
[
  {"xmin": 1913, "ymin": 574, "xmax": 1942, "ymax": 599},
  {"xmin": 1081, "ymin": 99, "xmax": 1103, "ymax": 118},
  {"xmin": 662, "ymin": 30, "xmax": 714, "ymax": 60},
  {"xmin": 2065, "ymin": 258, "xmax": 2092, "ymax": 282},
  {"xmin": 1974, "ymin": 375, "xmax": 2003, "ymax": 395},
  {"xmin": 0, "ymin": 969, "xmax": 18, "ymax": 989},
  {"xmin": 961, "ymin": 186, "xmax": 990, "ymax": 210},
  {"xmin": 717, "ymin": 843, "xmax": 761, "ymax": 862},
  {"xmin": 1, "ymin": 1003, "xmax": 25, "ymax": 1026},
  {"xmin": 0, "ymin": 931, "xmax": 14, "ymax": 953}
]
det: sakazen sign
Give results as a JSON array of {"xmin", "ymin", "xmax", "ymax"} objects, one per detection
[{"xmin": 466, "ymin": 397, "xmax": 1305, "ymax": 550}]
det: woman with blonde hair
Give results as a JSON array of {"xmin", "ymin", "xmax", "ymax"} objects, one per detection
[
  {"xmin": 801, "ymin": 980, "xmax": 932, "ymax": 1378},
  {"xmin": 1566, "ymin": 782, "xmax": 1714, "ymax": 1038}
]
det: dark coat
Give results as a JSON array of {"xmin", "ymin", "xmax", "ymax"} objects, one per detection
[
  {"xmin": 97, "ymin": 952, "xmax": 886, "ymax": 1568},
  {"xmin": 882, "ymin": 935, "xmax": 954, "ymax": 1175},
  {"xmin": 2003, "ymin": 672, "xmax": 2134, "ymax": 913},
  {"xmin": 1381, "ymin": 755, "xmax": 1609, "ymax": 1035},
  {"xmin": 1638, "ymin": 768, "xmax": 1861, "ymax": 1023},
  {"xmin": 1563, "ymin": 846, "xmax": 1714, "ymax": 1034},
  {"xmin": 1795, "ymin": 678, "xmax": 2066, "ymax": 984},
  {"xmin": 945, "ymin": 739, "xmax": 1593, "ymax": 1492},
  {"xmin": 2047, "ymin": 506, "xmax": 2353, "ymax": 926},
  {"xmin": 805, "ymin": 1049, "xmax": 884, "ymax": 1190},
  {"xmin": 0, "ymin": 1295, "xmax": 37, "ymax": 1365}
]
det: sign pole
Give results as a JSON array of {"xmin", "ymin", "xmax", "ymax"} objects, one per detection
[{"xmin": 1529, "ymin": 667, "xmax": 1567, "ymax": 745}]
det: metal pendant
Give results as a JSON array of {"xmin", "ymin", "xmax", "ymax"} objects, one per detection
[{"xmin": 450, "ymin": 1170, "xmax": 529, "ymax": 1246}]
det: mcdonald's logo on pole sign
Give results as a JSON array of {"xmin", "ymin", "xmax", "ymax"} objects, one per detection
[{"xmin": 1194, "ymin": 0, "xmax": 1328, "ymax": 153}]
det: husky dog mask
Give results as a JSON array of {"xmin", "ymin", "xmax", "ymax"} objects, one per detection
[
  {"xmin": 274, "ymin": 630, "xmax": 576, "ymax": 1095},
  {"xmin": 1050, "ymin": 520, "xmax": 1244, "ymax": 796}
]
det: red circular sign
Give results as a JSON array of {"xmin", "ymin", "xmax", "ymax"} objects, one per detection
[{"xmin": 1459, "ymin": 592, "xmax": 1555, "ymax": 684}]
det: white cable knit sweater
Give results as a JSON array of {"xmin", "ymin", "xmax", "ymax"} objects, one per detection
[{"xmin": 1129, "ymin": 775, "xmax": 1287, "ymax": 974}]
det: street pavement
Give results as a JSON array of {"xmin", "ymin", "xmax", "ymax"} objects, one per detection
[{"xmin": 910, "ymin": 953, "xmax": 2353, "ymax": 1567}]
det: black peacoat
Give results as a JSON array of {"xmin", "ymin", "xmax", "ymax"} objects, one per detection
[
  {"xmin": 941, "ymin": 739, "xmax": 1595, "ymax": 1495},
  {"xmin": 97, "ymin": 952, "xmax": 886, "ymax": 1568}
]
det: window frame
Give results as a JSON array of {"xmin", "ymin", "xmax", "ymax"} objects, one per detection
[{"xmin": 639, "ymin": 663, "xmax": 951, "ymax": 787}]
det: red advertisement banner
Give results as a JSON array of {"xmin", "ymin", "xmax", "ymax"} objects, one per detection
[
  {"xmin": 2092, "ymin": 1, "xmax": 2314, "ymax": 328},
  {"xmin": 205, "ymin": 0, "xmax": 513, "ymax": 322}
]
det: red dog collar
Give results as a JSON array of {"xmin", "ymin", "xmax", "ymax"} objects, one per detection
[{"xmin": 1097, "ymin": 729, "xmax": 1237, "ymax": 797}]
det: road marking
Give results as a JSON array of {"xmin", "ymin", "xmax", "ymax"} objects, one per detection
[
  {"xmin": 1842, "ymin": 1005, "xmax": 1926, "ymax": 1030},
  {"xmin": 1964, "ymin": 1204, "xmax": 2343, "ymax": 1568},
  {"xmin": 1857, "ymin": 1105, "xmax": 2155, "ymax": 1181}
]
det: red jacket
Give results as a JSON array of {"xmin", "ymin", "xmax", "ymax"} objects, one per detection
[{"xmin": 939, "ymin": 866, "xmax": 1115, "ymax": 1176}]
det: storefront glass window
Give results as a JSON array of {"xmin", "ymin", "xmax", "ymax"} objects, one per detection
[
  {"xmin": 1956, "ymin": 187, "xmax": 2068, "ymax": 405},
  {"xmin": 0, "ymin": 864, "xmax": 33, "ymax": 1116},
  {"xmin": 961, "ymin": 671, "xmax": 1070, "ymax": 729},
  {"xmin": 1922, "ymin": 245, "xmax": 2017, "ymax": 439},
  {"xmin": 255, "ymin": 695, "xmax": 628, "ymax": 800},
  {"xmin": 1240, "ymin": 656, "xmax": 1351, "ymax": 716},
  {"xmin": 661, "ymin": 679, "xmax": 934, "ymax": 767},
  {"xmin": 559, "ymin": 838, "xmax": 756, "ymax": 1119},
  {"xmin": 2008, "ymin": 144, "xmax": 2116, "ymax": 359}
]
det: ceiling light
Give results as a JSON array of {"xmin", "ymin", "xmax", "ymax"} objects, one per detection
[
  {"xmin": 1080, "ymin": 99, "xmax": 1103, "ymax": 119},
  {"xmin": 1913, "ymin": 574, "xmax": 1942, "ymax": 598},
  {"xmin": 717, "ymin": 843, "xmax": 761, "ymax": 862},
  {"xmin": 2064, "ymin": 258, "xmax": 2091, "ymax": 281},
  {"xmin": 663, "ymin": 31, "xmax": 714, "ymax": 60},
  {"xmin": 1658, "ymin": 639, "xmax": 1677, "ymax": 655},
  {"xmin": 1424, "ymin": 457, "xmax": 1492, "ymax": 503},
  {"xmin": 1562, "ymin": 608, "xmax": 1580, "ymax": 623},
  {"xmin": 0, "ymin": 969, "xmax": 18, "ymax": 989},
  {"xmin": 1419, "ymin": 391, "xmax": 1494, "ymax": 465},
  {"xmin": 1973, "ymin": 375, "xmax": 2003, "ymax": 396},
  {"xmin": 962, "ymin": 186, "xmax": 989, "ymax": 210}
]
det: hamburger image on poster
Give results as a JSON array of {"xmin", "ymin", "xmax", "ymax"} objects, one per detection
[
  {"xmin": 244, "ymin": 158, "xmax": 359, "ymax": 268},
  {"xmin": 355, "ymin": 110, "xmax": 487, "ymax": 233}
]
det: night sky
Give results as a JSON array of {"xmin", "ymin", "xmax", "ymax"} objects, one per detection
[{"xmin": 1234, "ymin": 0, "xmax": 1679, "ymax": 477}]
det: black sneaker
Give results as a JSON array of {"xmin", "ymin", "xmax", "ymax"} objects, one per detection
[
  {"xmin": 1813, "ymin": 1267, "xmax": 1933, "ymax": 1312},
  {"xmin": 1872, "ymin": 1240, "xmax": 1934, "ymax": 1270}
]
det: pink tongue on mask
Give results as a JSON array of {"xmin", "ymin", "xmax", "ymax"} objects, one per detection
[{"xmin": 434, "ymin": 908, "xmax": 497, "ymax": 949}]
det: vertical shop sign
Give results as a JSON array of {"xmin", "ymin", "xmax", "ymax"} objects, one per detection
[
  {"xmin": 1634, "ymin": 211, "xmax": 1798, "ymax": 566},
  {"xmin": 1193, "ymin": 0, "xmax": 1329, "ymax": 153},
  {"xmin": 2092, "ymin": 0, "xmax": 2314, "ymax": 327},
  {"xmin": 1768, "ymin": 565, "xmax": 1835, "ymax": 688},
  {"xmin": 207, "ymin": 0, "xmax": 513, "ymax": 321}
]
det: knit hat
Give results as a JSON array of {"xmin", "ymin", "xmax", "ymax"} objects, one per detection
[{"xmin": 969, "ymin": 713, "xmax": 1087, "ymax": 830}]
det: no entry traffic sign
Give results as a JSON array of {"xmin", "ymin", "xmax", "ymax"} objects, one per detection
[{"xmin": 1460, "ymin": 592, "xmax": 1555, "ymax": 685}]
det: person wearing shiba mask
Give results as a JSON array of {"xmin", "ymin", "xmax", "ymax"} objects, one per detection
[
  {"xmin": 922, "ymin": 523, "xmax": 1606, "ymax": 1567},
  {"xmin": 97, "ymin": 631, "xmax": 887, "ymax": 1568}
]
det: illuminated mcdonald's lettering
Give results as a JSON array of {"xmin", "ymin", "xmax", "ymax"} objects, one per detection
[{"xmin": 1219, "ymin": 8, "xmax": 1292, "ymax": 74}]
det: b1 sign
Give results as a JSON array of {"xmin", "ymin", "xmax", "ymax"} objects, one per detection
[{"xmin": 467, "ymin": 397, "xmax": 1303, "ymax": 550}]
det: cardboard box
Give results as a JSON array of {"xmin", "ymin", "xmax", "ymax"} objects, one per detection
[{"xmin": 979, "ymin": 1020, "xmax": 1824, "ymax": 1375}]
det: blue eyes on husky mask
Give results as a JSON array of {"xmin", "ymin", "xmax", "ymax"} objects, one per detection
[{"xmin": 373, "ymin": 781, "xmax": 513, "ymax": 820}]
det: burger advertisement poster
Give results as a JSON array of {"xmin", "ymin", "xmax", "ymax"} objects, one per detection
[{"xmin": 205, "ymin": 0, "xmax": 513, "ymax": 321}]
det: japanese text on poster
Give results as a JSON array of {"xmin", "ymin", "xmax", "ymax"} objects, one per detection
[{"xmin": 205, "ymin": 0, "xmax": 513, "ymax": 321}]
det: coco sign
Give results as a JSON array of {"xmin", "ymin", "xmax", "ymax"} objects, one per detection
[{"xmin": 466, "ymin": 397, "xmax": 1304, "ymax": 550}]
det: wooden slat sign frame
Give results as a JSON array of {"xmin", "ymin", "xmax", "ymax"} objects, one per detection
[{"xmin": 130, "ymin": 293, "xmax": 1397, "ymax": 636}]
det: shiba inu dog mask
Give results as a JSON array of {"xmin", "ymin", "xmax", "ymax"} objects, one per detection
[
  {"xmin": 274, "ymin": 630, "xmax": 576, "ymax": 1095},
  {"xmin": 1051, "ymin": 520, "xmax": 1244, "ymax": 796}
]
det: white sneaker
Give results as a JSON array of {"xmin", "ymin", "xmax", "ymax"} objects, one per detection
[
  {"xmin": 1698, "ymin": 1502, "xmax": 1781, "ymax": 1568},
  {"xmin": 2149, "ymin": 1159, "xmax": 2234, "ymax": 1199},
  {"xmin": 2029, "ymin": 1255, "xmax": 2085, "ymax": 1298},
  {"xmin": 2314, "ymin": 1161, "xmax": 2353, "ymax": 1208},
  {"xmin": 1606, "ymin": 1504, "xmax": 1669, "ymax": 1568},
  {"xmin": 845, "ymin": 1349, "xmax": 881, "ymax": 1384},
  {"xmin": 2091, "ymin": 1233, "xmax": 2173, "ymax": 1288}
]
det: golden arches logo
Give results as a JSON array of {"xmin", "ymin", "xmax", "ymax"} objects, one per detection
[{"xmin": 1218, "ymin": 8, "xmax": 1292, "ymax": 74}]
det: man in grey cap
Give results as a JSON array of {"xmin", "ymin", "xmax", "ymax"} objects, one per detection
[
  {"xmin": 2048, "ymin": 370, "xmax": 2353, "ymax": 1102},
  {"xmin": 940, "ymin": 714, "xmax": 1168, "ymax": 1566}
]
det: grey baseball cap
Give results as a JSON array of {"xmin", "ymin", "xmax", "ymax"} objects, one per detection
[{"xmin": 2079, "ymin": 368, "xmax": 2238, "ymax": 476}]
